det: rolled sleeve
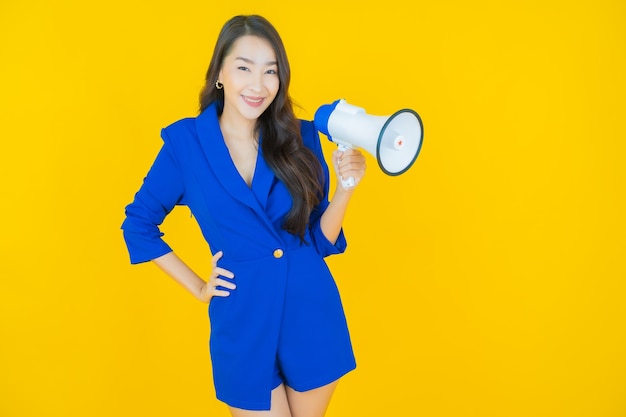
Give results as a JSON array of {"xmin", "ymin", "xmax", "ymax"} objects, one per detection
[
  {"xmin": 303, "ymin": 120, "xmax": 348, "ymax": 257},
  {"xmin": 121, "ymin": 133, "xmax": 184, "ymax": 264},
  {"xmin": 308, "ymin": 214, "xmax": 347, "ymax": 257}
]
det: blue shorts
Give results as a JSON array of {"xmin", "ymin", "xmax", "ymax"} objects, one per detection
[{"xmin": 208, "ymin": 247, "xmax": 356, "ymax": 411}]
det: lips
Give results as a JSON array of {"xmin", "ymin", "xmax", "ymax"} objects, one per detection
[{"xmin": 242, "ymin": 95, "xmax": 264, "ymax": 107}]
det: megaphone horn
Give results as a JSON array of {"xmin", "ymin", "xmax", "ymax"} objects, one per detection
[{"xmin": 314, "ymin": 99, "xmax": 424, "ymax": 188}]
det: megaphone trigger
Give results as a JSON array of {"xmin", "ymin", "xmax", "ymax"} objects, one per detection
[{"xmin": 336, "ymin": 143, "xmax": 356, "ymax": 189}]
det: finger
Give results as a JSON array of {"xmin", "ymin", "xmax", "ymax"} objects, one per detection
[
  {"xmin": 339, "ymin": 160, "xmax": 364, "ymax": 173},
  {"xmin": 342, "ymin": 148, "xmax": 360, "ymax": 156},
  {"xmin": 338, "ymin": 154, "xmax": 366, "ymax": 170},
  {"xmin": 205, "ymin": 280, "xmax": 230, "ymax": 296},
  {"xmin": 215, "ymin": 277, "xmax": 237, "ymax": 290},
  {"xmin": 339, "ymin": 162, "xmax": 366, "ymax": 179},
  {"xmin": 214, "ymin": 267, "xmax": 235, "ymax": 279},
  {"xmin": 211, "ymin": 250, "xmax": 224, "ymax": 267},
  {"xmin": 340, "ymin": 148, "xmax": 363, "ymax": 159},
  {"xmin": 212, "ymin": 288, "xmax": 231, "ymax": 297}
]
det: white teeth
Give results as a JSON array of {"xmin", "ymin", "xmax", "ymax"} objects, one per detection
[{"xmin": 244, "ymin": 97, "xmax": 262, "ymax": 103}]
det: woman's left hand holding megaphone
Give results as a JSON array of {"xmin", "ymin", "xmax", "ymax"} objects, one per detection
[{"xmin": 332, "ymin": 146, "xmax": 367, "ymax": 191}]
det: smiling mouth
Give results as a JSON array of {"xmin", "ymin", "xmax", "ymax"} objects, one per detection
[{"xmin": 243, "ymin": 96, "xmax": 264, "ymax": 105}]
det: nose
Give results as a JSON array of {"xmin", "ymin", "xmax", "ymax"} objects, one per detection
[{"xmin": 248, "ymin": 71, "xmax": 263, "ymax": 93}]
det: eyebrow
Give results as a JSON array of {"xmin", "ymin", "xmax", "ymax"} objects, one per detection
[{"xmin": 235, "ymin": 56, "xmax": 278, "ymax": 66}]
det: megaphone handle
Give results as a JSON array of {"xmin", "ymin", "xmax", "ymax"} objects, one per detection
[{"xmin": 337, "ymin": 144, "xmax": 356, "ymax": 189}]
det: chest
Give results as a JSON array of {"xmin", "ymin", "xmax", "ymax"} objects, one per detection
[
  {"xmin": 178, "ymin": 141, "xmax": 292, "ymax": 234},
  {"xmin": 223, "ymin": 139, "xmax": 259, "ymax": 188}
]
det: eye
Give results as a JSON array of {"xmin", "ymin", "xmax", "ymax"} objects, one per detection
[
  {"xmin": 266, "ymin": 68, "xmax": 277, "ymax": 75},
  {"xmin": 238, "ymin": 66, "xmax": 250, "ymax": 72}
]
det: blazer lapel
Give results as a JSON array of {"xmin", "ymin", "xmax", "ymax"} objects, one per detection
[
  {"xmin": 195, "ymin": 104, "xmax": 262, "ymax": 212},
  {"xmin": 251, "ymin": 139, "xmax": 275, "ymax": 211}
]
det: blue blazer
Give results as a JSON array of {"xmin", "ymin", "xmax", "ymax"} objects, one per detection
[{"xmin": 121, "ymin": 103, "xmax": 356, "ymax": 411}]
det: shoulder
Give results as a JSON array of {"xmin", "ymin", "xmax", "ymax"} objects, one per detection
[
  {"xmin": 161, "ymin": 117, "xmax": 197, "ymax": 144},
  {"xmin": 299, "ymin": 119, "xmax": 322, "ymax": 152}
]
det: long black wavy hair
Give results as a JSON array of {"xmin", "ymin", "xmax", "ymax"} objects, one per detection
[{"xmin": 198, "ymin": 15, "xmax": 323, "ymax": 241}]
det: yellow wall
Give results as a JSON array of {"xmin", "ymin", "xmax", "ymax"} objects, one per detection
[{"xmin": 1, "ymin": 1, "xmax": 625, "ymax": 416}]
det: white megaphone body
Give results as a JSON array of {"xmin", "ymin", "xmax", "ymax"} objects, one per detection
[{"xmin": 314, "ymin": 99, "xmax": 423, "ymax": 188}]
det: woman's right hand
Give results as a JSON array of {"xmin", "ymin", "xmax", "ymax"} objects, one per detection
[{"xmin": 199, "ymin": 251, "xmax": 236, "ymax": 303}]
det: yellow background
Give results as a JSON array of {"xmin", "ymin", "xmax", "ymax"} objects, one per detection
[{"xmin": 1, "ymin": 1, "xmax": 624, "ymax": 416}]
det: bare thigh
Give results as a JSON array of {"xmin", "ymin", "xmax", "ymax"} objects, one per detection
[
  {"xmin": 286, "ymin": 380, "xmax": 339, "ymax": 417},
  {"xmin": 228, "ymin": 381, "xmax": 339, "ymax": 417}
]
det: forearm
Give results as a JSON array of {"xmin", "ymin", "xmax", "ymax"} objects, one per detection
[
  {"xmin": 320, "ymin": 147, "xmax": 366, "ymax": 244},
  {"xmin": 320, "ymin": 187, "xmax": 354, "ymax": 245},
  {"xmin": 152, "ymin": 251, "xmax": 207, "ymax": 302}
]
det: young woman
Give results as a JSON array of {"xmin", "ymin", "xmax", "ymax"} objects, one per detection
[{"xmin": 121, "ymin": 15, "xmax": 366, "ymax": 417}]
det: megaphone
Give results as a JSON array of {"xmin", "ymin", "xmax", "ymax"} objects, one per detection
[{"xmin": 314, "ymin": 99, "xmax": 424, "ymax": 188}]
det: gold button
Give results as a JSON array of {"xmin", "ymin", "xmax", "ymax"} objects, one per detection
[{"xmin": 273, "ymin": 249, "xmax": 284, "ymax": 259}]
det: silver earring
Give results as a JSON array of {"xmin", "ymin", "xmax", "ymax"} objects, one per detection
[{"xmin": 215, "ymin": 80, "xmax": 223, "ymax": 90}]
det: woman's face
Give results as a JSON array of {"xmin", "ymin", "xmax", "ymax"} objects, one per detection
[{"xmin": 218, "ymin": 35, "xmax": 280, "ymax": 123}]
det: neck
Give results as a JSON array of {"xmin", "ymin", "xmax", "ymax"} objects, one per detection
[{"xmin": 219, "ymin": 108, "xmax": 257, "ymax": 144}]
